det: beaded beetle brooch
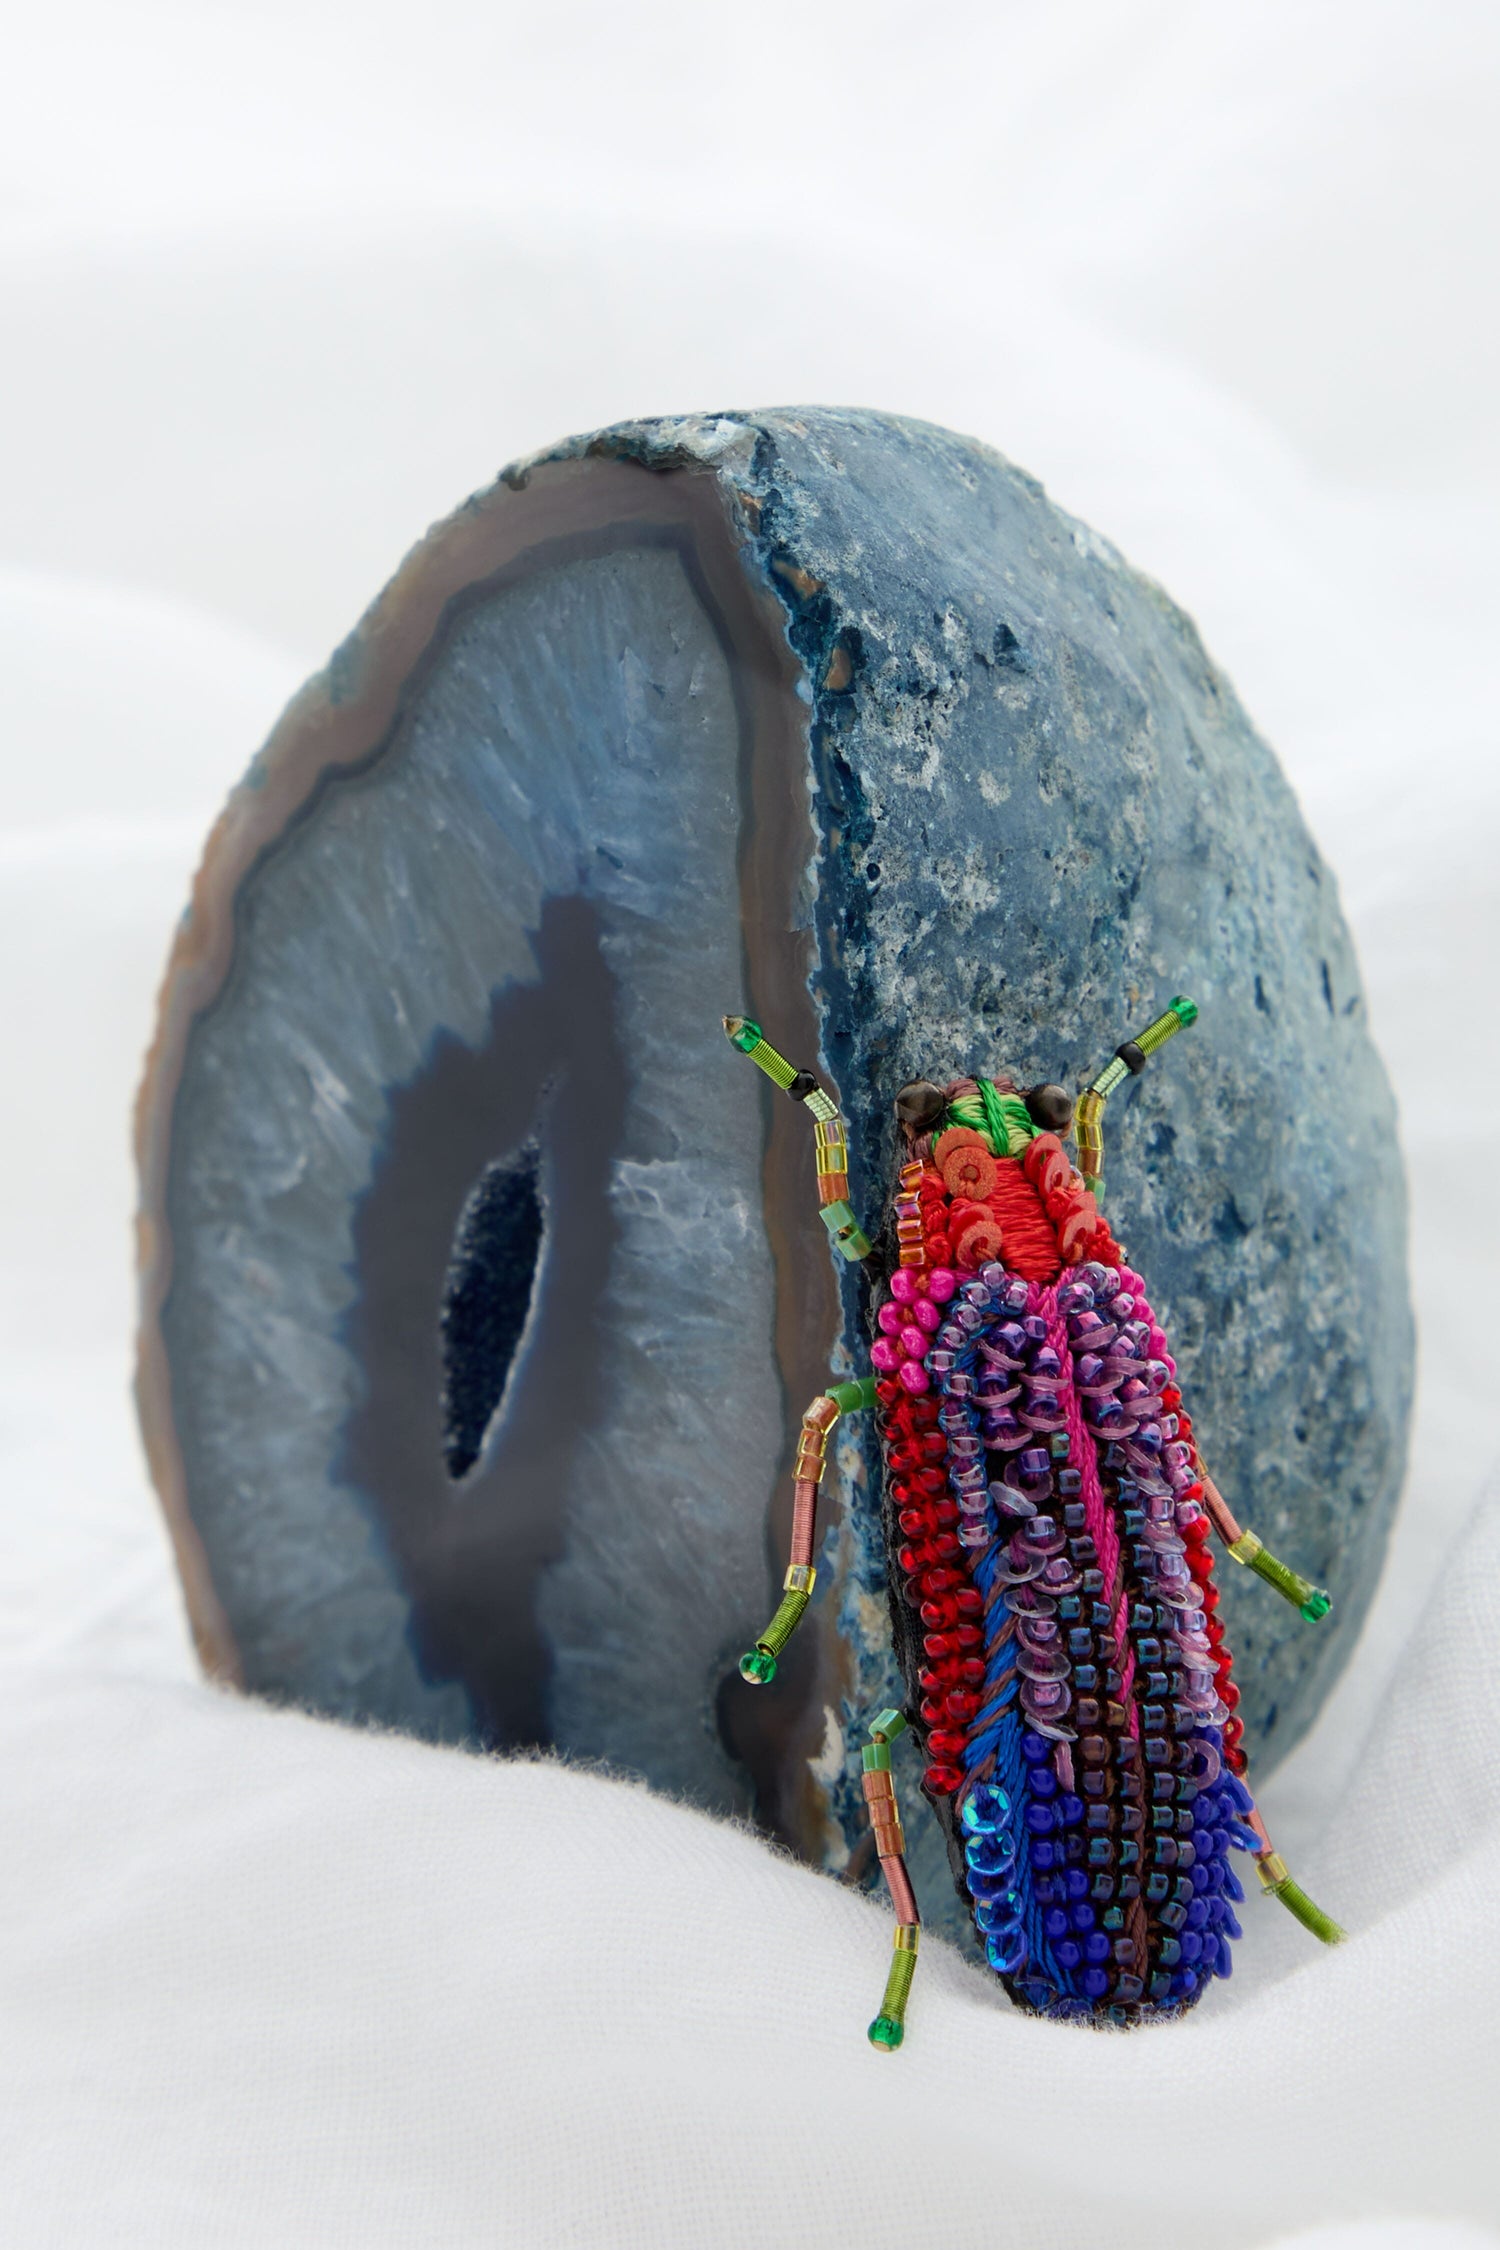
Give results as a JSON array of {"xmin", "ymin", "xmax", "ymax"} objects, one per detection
[{"xmin": 726, "ymin": 1000, "xmax": 1344, "ymax": 2043}]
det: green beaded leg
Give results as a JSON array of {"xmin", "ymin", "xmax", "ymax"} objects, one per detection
[
  {"xmin": 1229, "ymin": 1532, "xmax": 1332, "ymax": 1623},
  {"xmin": 738, "ymin": 1580, "xmax": 811, "ymax": 1685},
  {"xmin": 868, "ymin": 1929, "xmax": 918, "ymax": 2051},
  {"xmin": 862, "ymin": 1710, "xmax": 921, "ymax": 2051},
  {"xmin": 1255, "ymin": 1853, "xmax": 1346, "ymax": 1944},
  {"xmin": 739, "ymin": 1378, "xmax": 879, "ymax": 1685}
]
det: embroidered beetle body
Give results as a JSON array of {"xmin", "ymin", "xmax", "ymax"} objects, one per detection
[{"xmin": 726, "ymin": 1001, "xmax": 1343, "ymax": 2044}]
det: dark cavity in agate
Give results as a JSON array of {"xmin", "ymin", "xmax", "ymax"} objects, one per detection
[
  {"xmin": 441, "ymin": 1141, "xmax": 545, "ymax": 1487},
  {"xmin": 343, "ymin": 894, "xmax": 625, "ymax": 1749}
]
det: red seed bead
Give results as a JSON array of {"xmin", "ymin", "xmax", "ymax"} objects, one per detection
[
  {"xmin": 920, "ymin": 1596, "xmax": 959, "ymax": 1631},
  {"xmin": 923, "ymin": 1632, "xmax": 956, "ymax": 1660},
  {"xmin": 954, "ymin": 1623, "xmax": 982, "ymax": 1650},
  {"xmin": 920, "ymin": 1697, "xmax": 944, "ymax": 1726},
  {"xmin": 1224, "ymin": 1745, "xmax": 1248, "ymax": 1774},
  {"xmin": 933, "ymin": 1532, "xmax": 962, "ymax": 1562},
  {"xmin": 898, "ymin": 1508, "xmax": 932, "ymax": 1538},
  {"xmin": 875, "ymin": 1379, "xmax": 902, "ymax": 1409},
  {"xmin": 924, "ymin": 1763, "xmax": 962, "ymax": 1796},
  {"xmin": 1161, "ymin": 1385, "xmax": 1182, "ymax": 1410},
  {"xmin": 927, "ymin": 1728, "xmax": 966, "ymax": 1762},
  {"xmin": 1219, "ymin": 1680, "xmax": 1241, "ymax": 1712},
  {"xmin": 953, "ymin": 1587, "xmax": 983, "ymax": 1619},
  {"xmin": 959, "ymin": 1657, "xmax": 986, "ymax": 1687},
  {"xmin": 1187, "ymin": 1548, "xmax": 1214, "ymax": 1582},
  {"xmin": 944, "ymin": 1690, "xmax": 979, "ymax": 1723},
  {"xmin": 925, "ymin": 1567, "xmax": 960, "ymax": 1595},
  {"xmin": 1222, "ymin": 1716, "xmax": 1244, "ymax": 1748}
]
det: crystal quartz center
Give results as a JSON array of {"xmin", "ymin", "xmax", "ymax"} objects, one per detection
[{"xmin": 136, "ymin": 409, "xmax": 1412, "ymax": 1946}]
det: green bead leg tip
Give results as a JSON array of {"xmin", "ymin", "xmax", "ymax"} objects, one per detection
[
  {"xmin": 867, "ymin": 2015, "xmax": 905, "ymax": 2051},
  {"xmin": 739, "ymin": 1649, "xmax": 776, "ymax": 1685},
  {"xmin": 1301, "ymin": 1589, "xmax": 1332, "ymax": 1622}
]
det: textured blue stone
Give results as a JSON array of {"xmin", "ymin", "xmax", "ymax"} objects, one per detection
[{"xmin": 139, "ymin": 408, "xmax": 1411, "ymax": 1954}]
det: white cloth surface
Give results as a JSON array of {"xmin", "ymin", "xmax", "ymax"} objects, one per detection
[{"xmin": 0, "ymin": 2, "xmax": 1497, "ymax": 2242}]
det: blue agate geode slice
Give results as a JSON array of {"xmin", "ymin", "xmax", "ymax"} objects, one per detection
[{"xmin": 136, "ymin": 408, "xmax": 1411, "ymax": 1947}]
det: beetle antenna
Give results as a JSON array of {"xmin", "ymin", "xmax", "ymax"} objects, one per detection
[{"xmin": 1074, "ymin": 995, "xmax": 1198, "ymax": 1198}]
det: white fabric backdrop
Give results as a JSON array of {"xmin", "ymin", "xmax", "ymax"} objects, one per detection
[{"xmin": 0, "ymin": 4, "xmax": 1496, "ymax": 2242}]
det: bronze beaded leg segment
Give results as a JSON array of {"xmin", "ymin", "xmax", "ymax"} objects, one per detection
[
  {"xmin": 738, "ymin": 1377, "xmax": 879, "ymax": 1685},
  {"xmin": 862, "ymin": 1708, "xmax": 922, "ymax": 2051}
]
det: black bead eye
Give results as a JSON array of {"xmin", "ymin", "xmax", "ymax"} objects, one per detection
[
  {"xmin": 894, "ymin": 1079, "xmax": 946, "ymax": 1129},
  {"xmin": 1024, "ymin": 1083, "xmax": 1074, "ymax": 1133}
]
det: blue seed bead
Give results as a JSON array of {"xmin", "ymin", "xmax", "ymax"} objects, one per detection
[
  {"xmin": 1222, "ymin": 1772, "xmax": 1254, "ymax": 1814},
  {"xmin": 1084, "ymin": 1932, "xmax": 1111, "ymax": 1964},
  {"xmin": 1223, "ymin": 1866, "xmax": 1244, "ymax": 1902},
  {"xmin": 1185, "ymin": 1898, "xmax": 1209, "ymax": 1929},
  {"xmin": 1071, "ymin": 1902, "xmax": 1096, "ymax": 1932},
  {"xmin": 1044, "ymin": 1908, "xmax": 1070, "ymax": 1940},
  {"xmin": 1082, "ymin": 1968, "xmax": 1110, "ymax": 1999},
  {"xmin": 1179, "ymin": 1930, "xmax": 1204, "ymax": 1964},
  {"xmin": 1064, "ymin": 1868, "xmax": 1090, "ymax": 1900},
  {"xmin": 1020, "ymin": 1731, "xmax": 1051, "ymax": 1765},
  {"xmin": 1030, "ymin": 1766, "xmax": 1058, "ymax": 1799},
  {"xmin": 1057, "ymin": 1794, "xmax": 1085, "ymax": 1826},
  {"xmin": 1215, "ymin": 1937, "xmax": 1234, "ymax": 1978},
  {"xmin": 1030, "ymin": 1840, "xmax": 1057, "ymax": 1870},
  {"xmin": 1025, "ymin": 1803, "xmax": 1055, "ymax": 1835},
  {"xmin": 1222, "ymin": 1907, "xmax": 1243, "ymax": 1940},
  {"xmin": 1055, "ymin": 1940, "xmax": 1082, "ymax": 1970}
]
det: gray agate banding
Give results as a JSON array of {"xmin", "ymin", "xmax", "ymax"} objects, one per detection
[{"xmin": 136, "ymin": 409, "xmax": 1411, "ymax": 1945}]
